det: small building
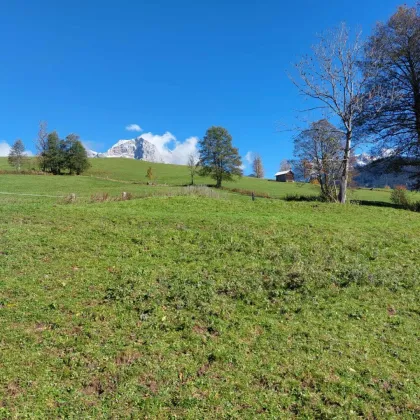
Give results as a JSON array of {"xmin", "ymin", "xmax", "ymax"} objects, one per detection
[{"xmin": 275, "ymin": 170, "xmax": 294, "ymax": 182}]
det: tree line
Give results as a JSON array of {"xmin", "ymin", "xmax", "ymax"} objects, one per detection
[
  {"xmin": 290, "ymin": 4, "xmax": 420, "ymax": 203},
  {"xmin": 7, "ymin": 121, "xmax": 90, "ymax": 175},
  {"xmin": 199, "ymin": 5, "xmax": 420, "ymax": 200}
]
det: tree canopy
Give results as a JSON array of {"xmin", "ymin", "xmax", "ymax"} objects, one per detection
[
  {"xmin": 8, "ymin": 139, "xmax": 27, "ymax": 171},
  {"xmin": 198, "ymin": 126, "xmax": 242, "ymax": 188},
  {"xmin": 362, "ymin": 5, "xmax": 420, "ymax": 188},
  {"xmin": 39, "ymin": 130, "xmax": 90, "ymax": 175}
]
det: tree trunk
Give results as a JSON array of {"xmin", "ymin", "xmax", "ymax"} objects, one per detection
[
  {"xmin": 339, "ymin": 130, "xmax": 352, "ymax": 204},
  {"xmin": 216, "ymin": 176, "xmax": 222, "ymax": 188}
]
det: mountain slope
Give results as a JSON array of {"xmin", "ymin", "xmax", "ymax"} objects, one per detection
[{"xmin": 90, "ymin": 136, "xmax": 166, "ymax": 162}]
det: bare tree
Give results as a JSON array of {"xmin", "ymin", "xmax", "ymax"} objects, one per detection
[
  {"xmin": 35, "ymin": 121, "xmax": 48, "ymax": 171},
  {"xmin": 252, "ymin": 154, "xmax": 264, "ymax": 178},
  {"xmin": 362, "ymin": 5, "xmax": 420, "ymax": 188},
  {"xmin": 187, "ymin": 152, "xmax": 199, "ymax": 185},
  {"xmin": 279, "ymin": 159, "xmax": 292, "ymax": 172},
  {"xmin": 292, "ymin": 23, "xmax": 377, "ymax": 203},
  {"xmin": 294, "ymin": 120, "xmax": 343, "ymax": 201}
]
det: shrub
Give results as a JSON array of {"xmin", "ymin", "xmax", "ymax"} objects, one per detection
[
  {"xmin": 384, "ymin": 185, "xmax": 391, "ymax": 189},
  {"xmin": 146, "ymin": 167, "xmax": 154, "ymax": 181},
  {"xmin": 121, "ymin": 192, "xmax": 133, "ymax": 201},
  {"xmin": 309, "ymin": 178, "xmax": 320, "ymax": 185},
  {"xmin": 90, "ymin": 192, "xmax": 110, "ymax": 203},
  {"xmin": 408, "ymin": 201, "xmax": 420, "ymax": 212},
  {"xmin": 390, "ymin": 186, "xmax": 409, "ymax": 207},
  {"xmin": 62, "ymin": 193, "xmax": 77, "ymax": 204},
  {"xmin": 284, "ymin": 194, "xmax": 323, "ymax": 202}
]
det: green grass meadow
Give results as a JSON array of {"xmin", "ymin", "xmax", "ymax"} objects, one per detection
[
  {"xmin": 2, "ymin": 156, "xmax": 417, "ymax": 203},
  {"xmin": 0, "ymin": 158, "xmax": 419, "ymax": 418}
]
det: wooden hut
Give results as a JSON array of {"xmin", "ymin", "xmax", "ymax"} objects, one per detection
[{"xmin": 275, "ymin": 170, "xmax": 294, "ymax": 182}]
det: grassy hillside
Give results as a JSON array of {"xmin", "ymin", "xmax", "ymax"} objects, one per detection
[
  {"xmin": 0, "ymin": 172, "xmax": 419, "ymax": 417},
  {"xmin": 2, "ymin": 156, "xmax": 417, "ymax": 203}
]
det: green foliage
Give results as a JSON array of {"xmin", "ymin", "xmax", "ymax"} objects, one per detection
[
  {"xmin": 40, "ymin": 132, "xmax": 90, "ymax": 175},
  {"xmin": 146, "ymin": 166, "xmax": 154, "ymax": 181},
  {"xmin": 198, "ymin": 126, "xmax": 242, "ymax": 188},
  {"xmin": 43, "ymin": 131, "xmax": 64, "ymax": 174},
  {"xmin": 390, "ymin": 186, "xmax": 409, "ymax": 207},
  {"xmin": 65, "ymin": 134, "xmax": 91, "ymax": 175},
  {"xmin": 7, "ymin": 139, "xmax": 27, "ymax": 171}
]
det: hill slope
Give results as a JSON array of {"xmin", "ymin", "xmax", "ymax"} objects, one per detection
[
  {"xmin": 0, "ymin": 185, "xmax": 419, "ymax": 417},
  {"xmin": 1, "ymin": 157, "xmax": 419, "ymax": 203}
]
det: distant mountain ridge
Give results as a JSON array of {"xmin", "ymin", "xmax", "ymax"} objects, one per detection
[
  {"xmin": 87, "ymin": 136, "xmax": 167, "ymax": 162},
  {"xmin": 355, "ymin": 156, "xmax": 418, "ymax": 189}
]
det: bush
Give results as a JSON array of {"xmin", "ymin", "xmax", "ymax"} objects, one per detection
[
  {"xmin": 390, "ymin": 186, "xmax": 409, "ymax": 207},
  {"xmin": 90, "ymin": 192, "xmax": 110, "ymax": 203},
  {"xmin": 408, "ymin": 201, "xmax": 420, "ymax": 212},
  {"xmin": 284, "ymin": 194, "xmax": 323, "ymax": 202},
  {"xmin": 309, "ymin": 178, "xmax": 320, "ymax": 185},
  {"xmin": 384, "ymin": 185, "xmax": 391, "ymax": 189}
]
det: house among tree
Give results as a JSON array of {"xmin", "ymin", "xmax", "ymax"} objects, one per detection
[{"xmin": 275, "ymin": 170, "xmax": 294, "ymax": 182}]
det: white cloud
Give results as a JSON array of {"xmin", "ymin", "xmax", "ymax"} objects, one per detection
[
  {"xmin": 126, "ymin": 124, "xmax": 143, "ymax": 132},
  {"xmin": 244, "ymin": 151, "xmax": 253, "ymax": 165},
  {"xmin": 0, "ymin": 142, "xmax": 11, "ymax": 157},
  {"xmin": 0, "ymin": 141, "xmax": 33, "ymax": 157},
  {"xmin": 140, "ymin": 132, "xmax": 199, "ymax": 165}
]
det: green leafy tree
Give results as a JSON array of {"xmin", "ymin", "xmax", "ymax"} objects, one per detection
[
  {"xmin": 44, "ymin": 131, "xmax": 64, "ymax": 175},
  {"xmin": 64, "ymin": 134, "xmax": 91, "ymax": 175},
  {"xmin": 8, "ymin": 139, "xmax": 27, "ymax": 171},
  {"xmin": 198, "ymin": 126, "xmax": 242, "ymax": 188}
]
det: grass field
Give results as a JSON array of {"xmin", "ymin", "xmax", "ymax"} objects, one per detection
[
  {"xmin": 0, "ymin": 160, "xmax": 419, "ymax": 418},
  {"xmin": 2, "ymin": 157, "xmax": 418, "ymax": 204}
]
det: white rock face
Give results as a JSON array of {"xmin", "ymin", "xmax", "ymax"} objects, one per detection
[
  {"xmin": 93, "ymin": 137, "xmax": 167, "ymax": 162},
  {"xmin": 355, "ymin": 153, "xmax": 373, "ymax": 167},
  {"xmin": 355, "ymin": 149, "xmax": 395, "ymax": 167},
  {"xmin": 106, "ymin": 139, "xmax": 137, "ymax": 158},
  {"xmin": 86, "ymin": 149, "xmax": 99, "ymax": 158},
  {"xmin": 134, "ymin": 137, "xmax": 161, "ymax": 162}
]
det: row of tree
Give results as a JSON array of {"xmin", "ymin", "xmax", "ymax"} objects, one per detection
[
  {"xmin": 36, "ymin": 122, "xmax": 90, "ymax": 175},
  {"xmin": 7, "ymin": 122, "xmax": 91, "ymax": 175},
  {"xmin": 206, "ymin": 5, "xmax": 419, "ymax": 198},
  {"xmin": 290, "ymin": 4, "xmax": 420, "ymax": 202}
]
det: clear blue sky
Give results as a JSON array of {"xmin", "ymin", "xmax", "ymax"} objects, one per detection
[{"xmin": 0, "ymin": 0, "xmax": 406, "ymax": 176}]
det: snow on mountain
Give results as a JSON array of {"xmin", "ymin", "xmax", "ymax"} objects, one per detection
[
  {"xmin": 89, "ymin": 136, "xmax": 167, "ymax": 162},
  {"xmin": 86, "ymin": 149, "xmax": 99, "ymax": 158},
  {"xmin": 106, "ymin": 139, "xmax": 137, "ymax": 158},
  {"xmin": 355, "ymin": 149, "xmax": 395, "ymax": 167},
  {"xmin": 355, "ymin": 152, "xmax": 373, "ymax": 167}
]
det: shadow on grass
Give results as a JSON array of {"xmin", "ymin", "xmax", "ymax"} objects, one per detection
[
  {"xmin": 349, "ymin": 200, "xmax": 405, "ymax": 209},
  {"xmin": 283, "ymin": 194, "xmax": 413, "ymax": 211}
]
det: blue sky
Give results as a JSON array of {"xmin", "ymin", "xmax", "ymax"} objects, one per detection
[{"xmin": 0, "ymin": 0, "xmax": 406, "ymax": 175}]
